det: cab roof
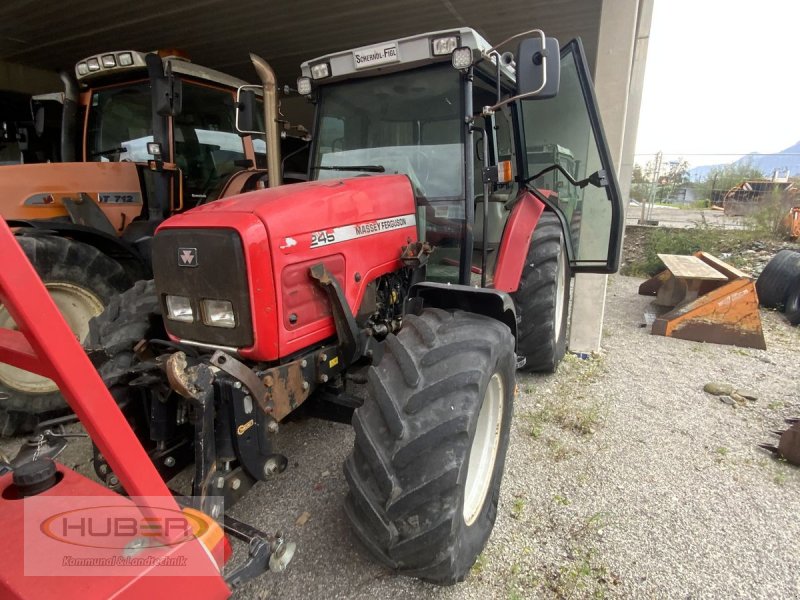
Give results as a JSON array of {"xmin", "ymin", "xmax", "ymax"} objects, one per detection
[
  {"xmin": 300, "ymin": 27, "xmax": 516, "ymax": 85},
  {"xmin": 75, "ymin": 50, "xmax": 253, "ymax": 90}
]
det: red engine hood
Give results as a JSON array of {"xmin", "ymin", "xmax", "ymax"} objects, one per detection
[
  {"xmin": 157, "ymin": 175, "xmax": 419, "ymax": 361},
  {"xmin": 166, "ymin": 175, "xmax": 416, "ymax": 243}
]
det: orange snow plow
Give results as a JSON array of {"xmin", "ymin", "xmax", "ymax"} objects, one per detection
[{"xmin": 638, "ymin": 251, "xmax": 766, "ymax": 350}]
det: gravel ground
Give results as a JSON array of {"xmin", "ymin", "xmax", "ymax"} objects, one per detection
[{"xmin": 3, "ymin": 274, "xmax": 798, "ymax": 598}]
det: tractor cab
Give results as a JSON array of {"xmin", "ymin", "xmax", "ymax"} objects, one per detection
[
  {"xmin": 74, "ymin": 50, "xmax": 268, "ymax": 210},
  {"xmin": 299, "ymin": 28, "xmax": 623, "ymax": 285}
]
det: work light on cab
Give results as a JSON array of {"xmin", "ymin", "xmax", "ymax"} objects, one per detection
[
  {"xmin": 296, "ymin": 76, "xmax": 312, "ymax": 95},
  {"xmin": 431, "ymin": 35, "xmax": 459, "ymax": 55},
  {"xmin": 310, "ymin": 62, "xmax": 330, "ymax": 80},
  {"xmin": 451, "ymin": 46, "xmax": 472, "ymax": 69}
]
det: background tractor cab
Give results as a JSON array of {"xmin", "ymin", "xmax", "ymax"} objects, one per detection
[
  {"xmin": 298, "ymin": 28, "xmax": 623, "ymax": 286},
  {"xmin": 0, "ymin": 50, "xmax": 290, "ymax": 434}
]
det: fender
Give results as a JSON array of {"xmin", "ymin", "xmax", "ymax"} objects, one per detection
[
  {"xmin": 8, "ymin": 219, "xmax": 150, "ymax": 277},
  {"xmin": 409, "ymin": 281, "xmax": 517, "ymax": 342},
  {"xmin": 492, "ymin": 190, "xmax": 547, "ymax": 293}
]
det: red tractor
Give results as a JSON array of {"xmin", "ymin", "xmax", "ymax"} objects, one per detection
[{"xmin": 79, "ymin": 27, "xmax": 623, "ymax": 584}]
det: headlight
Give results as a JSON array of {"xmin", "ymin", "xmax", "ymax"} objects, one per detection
[
  {"xmin": 201, "ymin": 299, "xmax": 235, "ymax": 328},
  {"xmin": 166, "ymin": 295, "xmax": 193, "ymax": 322},
  {"xmin": 101, "ymin": 54, "xmax": 116, "ymax": 68},
  {"xmin": 118, "ymin": 52, "xmax": 134, "ymax": 66},
  {"xmin": 87, "ymin": 58, "xmax": 101, "ymax": 72},
  {"xmin": 76, "ymin": 62, "xmax": 89, "ymax": 76}
]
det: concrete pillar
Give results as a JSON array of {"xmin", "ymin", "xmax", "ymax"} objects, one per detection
[{"xmin": 568, "ymin": 0, "xmax": 654, "ymax": 353}]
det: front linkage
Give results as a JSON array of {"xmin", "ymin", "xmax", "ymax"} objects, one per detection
[{"xmin": 90, "ymin": 263, "xmax": 388, "ymax": 586}]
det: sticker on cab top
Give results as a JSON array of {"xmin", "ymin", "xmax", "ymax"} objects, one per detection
[
  {"xmin": 282, "ymin": 214, "xmax": 416, "ymax": 252},
  {"xmin": 353, "ymin": 42, "xmax": 399, "ymax": 69}
]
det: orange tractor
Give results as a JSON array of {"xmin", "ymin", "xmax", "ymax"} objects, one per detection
[{"xmin": 0, "ymin": 49, "xmax": 299, "ymax": 432}]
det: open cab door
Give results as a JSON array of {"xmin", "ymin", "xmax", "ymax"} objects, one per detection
[{"xmin": 519, "ymin": 39, "xmax": 624, "ymax": 273}]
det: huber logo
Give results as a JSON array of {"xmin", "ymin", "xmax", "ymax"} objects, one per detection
[
  {"xmin": 39, "ymin": 505, "xmax": 207, "ymax": 550},
  {"xmin": 178, "ymin": 247, "xmax": 198, "ymax": 267}
]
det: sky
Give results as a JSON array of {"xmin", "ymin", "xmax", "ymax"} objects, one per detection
[{"xmin": 634, "ymin": 0, "xmax": 800, "ymax": 168}]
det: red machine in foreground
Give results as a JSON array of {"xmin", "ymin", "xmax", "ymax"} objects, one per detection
[{"xmin": 0, "ymin": 215, "xmax": 290, "ymax": 597}]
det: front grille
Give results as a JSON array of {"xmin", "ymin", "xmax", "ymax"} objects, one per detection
[{"xmin": 152, "ymin": 228, "xmax": 254, "ymax": 348}]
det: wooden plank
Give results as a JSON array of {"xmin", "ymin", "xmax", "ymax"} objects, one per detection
[
  {"xmin": 694, "ymin": 251, "xmax": 747, "ymax": 280},
  {"xmin": 657, "ymin": 254, "xmax": 728, "ymax": 280}
]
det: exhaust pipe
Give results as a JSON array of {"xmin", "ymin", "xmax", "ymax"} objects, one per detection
[
  {"xmin": 59, "ymin": 70, "xmax": 79, "ymax": 162},
  {"xmin": 249, "ymin": 53, "xmax": 282, "ymax": 187}
]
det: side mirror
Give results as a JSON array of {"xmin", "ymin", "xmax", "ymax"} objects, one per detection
[
  {"xmin": 153, "ymin": 65, "xmax": 183, "ymax": 117},
  {"xmin": 235, "ymin": 85, "xmax": 264, "ymax": 135},
  {"xmin": 516, "ymin": 36, "xmax": 560, "ymax": 99}
]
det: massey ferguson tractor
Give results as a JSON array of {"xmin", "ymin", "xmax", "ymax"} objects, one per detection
[
  {"xmin": 79, "ymin": 27, "xmax": 622, "ymax": 584},
  {"xmin": 0, "ymin": 49, "xmax": 296, "ymax": 432}
]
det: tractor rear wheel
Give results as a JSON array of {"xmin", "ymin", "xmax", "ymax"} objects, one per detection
[
  {"xmin": 0, "ymin": 235, "xmax": 132, "ymax": 435},
  {"xmin": 344, "ymin": 308, "xmax": 515, "ymax": 584},
  {"xmin": 510, "ymin": 211, "xmax": 570, "ymax": 372},
  {"xmin": 756, "ymin": 249, "xmax": 800, "ymax": 310}
]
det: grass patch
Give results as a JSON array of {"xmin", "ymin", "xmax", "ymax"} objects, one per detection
[
  {"xmin": 542, "ymin": 514, "xmax": 615, "ymax": 599},
  {"xmin": 768, "ymin": 401, "xmax": 785, "ymax": 411},
  {"xmin": 549, "ymin": 547, "xmax": 613, "ymax": 599},
  {"xmin": 471, "ymin": 551, "xmax": 488, "ymax": 576},
  {"xmin": 526, "ymin": 397, "xmax": 604, "ymax": 438},
  {"xmin": 622, "ymin": 224, "xmax": 755, "ymax": 277},
  {"xmin": 553, "ymin": 494, "xmax": 571, "ymax": 506},
  {"xmin": 511, "ymin": 496, "xmax": 526, "ymax": 519}
]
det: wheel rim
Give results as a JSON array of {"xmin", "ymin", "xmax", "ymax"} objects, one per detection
[
  {"xmin": 463, "ymin": 372, "xmax": 504, "ymax": 526},
  {"xmin": 554, "ymin": 241, "xmax": 566, "ymax": 337},
  {"xmin": 0, "ymin": 283, "xmax": 104, "ymax": 394}
]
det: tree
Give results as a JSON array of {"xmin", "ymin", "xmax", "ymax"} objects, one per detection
[{"xmin": 694, "ymin": 161, "xmax": 765, "ymax": 202}]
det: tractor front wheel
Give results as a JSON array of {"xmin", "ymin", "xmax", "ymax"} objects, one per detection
[
  {"xmin": 0, "ymin": 235, "xmax": 132, "ymax": 435},
  {"xmin": 344, "ymin": 308, "xmax": 515, "ymax": 584},
  {"xmin": 510, "ymin": 211, "xmax": 570, "ymax": 372}
]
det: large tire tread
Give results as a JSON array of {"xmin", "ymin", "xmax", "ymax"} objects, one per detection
[
  {"xmin": 0, "ymin": 235, "xmax": 132, "ymax": 431},
  {"xmin": 784, "ymin": 277, "xmax": 800, "ymax": 326},
  {"xmin": 756, "ymin": 249, "xmax": 800, "ymax": 310},
  {"xmin": 86, "ymin": 279, "xmax": 164, "ymax": 386},
  {"xmin": 344, "ymin": 309, "xmax": 514, "ymax": 585},
  {"xmin": 510, "ymin": 212, "xmax": 570, "ymax": 372}
]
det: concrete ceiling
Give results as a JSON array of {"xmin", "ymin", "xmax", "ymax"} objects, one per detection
[{"xmin": 0, "ymin": 0, "xmax": 602, "ymax": 86}]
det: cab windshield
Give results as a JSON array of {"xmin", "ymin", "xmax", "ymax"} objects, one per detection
[
  {"xmin": 86, "ymin": 80, "xmax": 247, "ymax": 203},
  {"xmin": 312, "ymin": 64, "xmax": 464, "ymax": 200},
  {"xmin": 86, "ymin": 82, "xmax": 153, "ymax": 162}
]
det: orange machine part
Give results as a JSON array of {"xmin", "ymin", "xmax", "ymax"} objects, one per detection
[
  {"xmin": 640, "ymin": 251, "xmax": 766, "ymax": 350},
  {"xmin": 783, "ymin": 206, "xmax": 800, "ymax": 240},
  {"xmin": 1, "ymin": 162, "xmax": 143, "ymax": 234},
  {"xmin": 652, "ymin": 278, "xmax": 766, "ymax": 350}
]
